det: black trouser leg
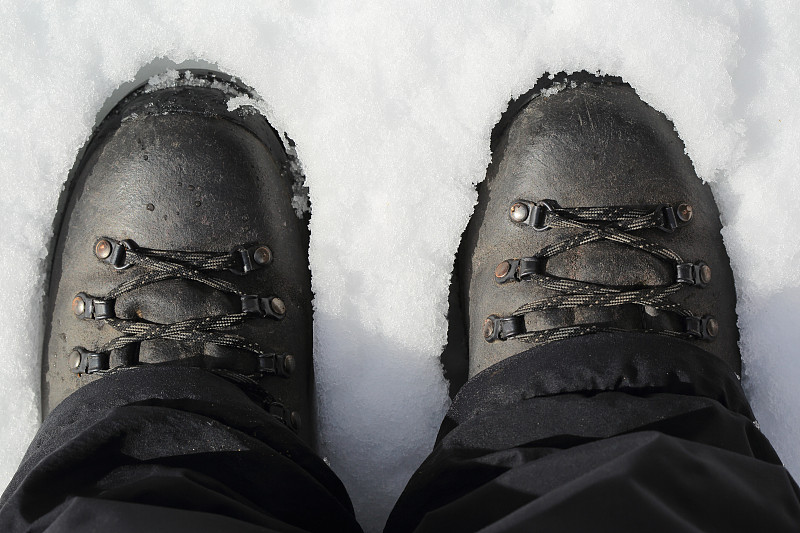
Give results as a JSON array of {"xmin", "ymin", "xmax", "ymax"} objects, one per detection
[
  {"xmin": 385, "ymin": 332, "xmax": 800, "ymax": 533},
  {"xmin": 0, "ymin": 366, "xmax": 362, "ymax": 533}
]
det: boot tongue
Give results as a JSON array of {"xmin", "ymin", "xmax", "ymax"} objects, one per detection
[
  {"xmin": 545, "ymin": 239, "xmax": 676, "ymax": 332},
  {"xmin": 114, "ymin": 278, "xmax": 237, "ymax": 365},
  {"xmin": 549, "ymin": 239, "xmax": 674, "ymax": 288}
]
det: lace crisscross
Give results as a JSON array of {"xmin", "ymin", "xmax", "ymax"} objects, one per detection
[
  {"xmin": 71, "ymin": 238, "xmax": 288, "ymax": 375},
  {"xmin": 485, "ymin": 200, "xmax": 716, "ymax": 345}
]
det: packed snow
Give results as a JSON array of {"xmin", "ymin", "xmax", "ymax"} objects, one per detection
[{"xmin": 1, "ymin": 1, "xmax": 799, "ymax": 530}]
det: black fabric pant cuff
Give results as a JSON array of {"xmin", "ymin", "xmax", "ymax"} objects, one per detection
[
  {"xmin": 385, "ymin": 332, "xmax": 799, "ymax": 533},
  {"xmin": 440, "ymin": 331, "xmax": 753, "ymax": 441},
  {"xmin": 1, "ymin": 366, "xmax": 361, "ymax": 533}
]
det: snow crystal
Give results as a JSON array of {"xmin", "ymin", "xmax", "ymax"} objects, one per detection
[
  {"xmin": 145, "ymin": 68, "xmax": 242, "ymax": 96},
  {"xmin": 540, "ymin": 80, "xmax": 567, "ymax": 97},
  {"xmin": 145, "ymin": 69, "xmax": 181, "ymax": 91},
  {"xmin": 1, "ymin": 2, "xmax": 799, "ymax": 531},
  {"xmin": 284, "ymin": 140, "xmax": 312, "ymax": 219}
]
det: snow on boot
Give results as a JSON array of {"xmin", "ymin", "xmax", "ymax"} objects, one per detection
[
  {"xmin": 459, "ymin": 72, "xmax": 740, "ymax": 379},
  {"xmin": 42, "ymin": 71, "xmax": 314, "ymax": 443}
]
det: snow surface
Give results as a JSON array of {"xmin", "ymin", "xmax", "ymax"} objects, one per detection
[{"xmin": 1, "ymin": 1, "xmax": 799, "ymax": 530}]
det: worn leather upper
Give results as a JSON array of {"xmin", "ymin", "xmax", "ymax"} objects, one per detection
[
  {"xmin": 460, "ymin": 74, "xmax": 740, "ymax": 377},
  {"xmin": 43, "ymin": 72, "xmax": 314, "ymax": 443}
]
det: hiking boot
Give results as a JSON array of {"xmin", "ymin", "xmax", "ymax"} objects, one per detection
[
  {"xmin": 42, "ymin": 70, "xmax": 314, "ymax": 443},
  {"xmin": 459, "ymin": 72, "xmax": 740, "ymax": 379}
]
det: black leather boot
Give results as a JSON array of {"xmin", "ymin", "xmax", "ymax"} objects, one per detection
[
  {"xmin": 42, "ymin": 70, "xmax": 314, "ymax": 443},
  {"xmin": 459, "ymin": 72, "xmax": 740, "ymax": 378}
]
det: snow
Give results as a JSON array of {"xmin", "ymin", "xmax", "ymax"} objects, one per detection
[{"xmin": 1, "ymin": 1, "xmax": 799, "ymax": 531}]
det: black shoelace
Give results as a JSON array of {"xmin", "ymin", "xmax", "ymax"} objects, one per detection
[
  {"xmin": 484, "ymin": 200, "xmax": 718, "ymax": 345},
  {"xmin": 70, "ymin": 237, "xmax": 292, "ymax": 377}
]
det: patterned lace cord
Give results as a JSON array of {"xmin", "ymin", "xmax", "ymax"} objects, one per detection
[
  {"xmin": 72, "ymin": 238, "xmax": 288, "ymax": 375},
  {"xmin": 486, "ymin": 201, "xmax": 716, "ymax": 345}
]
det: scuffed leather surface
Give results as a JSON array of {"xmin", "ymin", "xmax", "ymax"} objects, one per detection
[
  {"xmin": 460, "ymin": 74, "xmax": 740, "ymax": 377},
  {"xmin": 43, "ymin": 74, "xmax": 314, "ymax": 443}
]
